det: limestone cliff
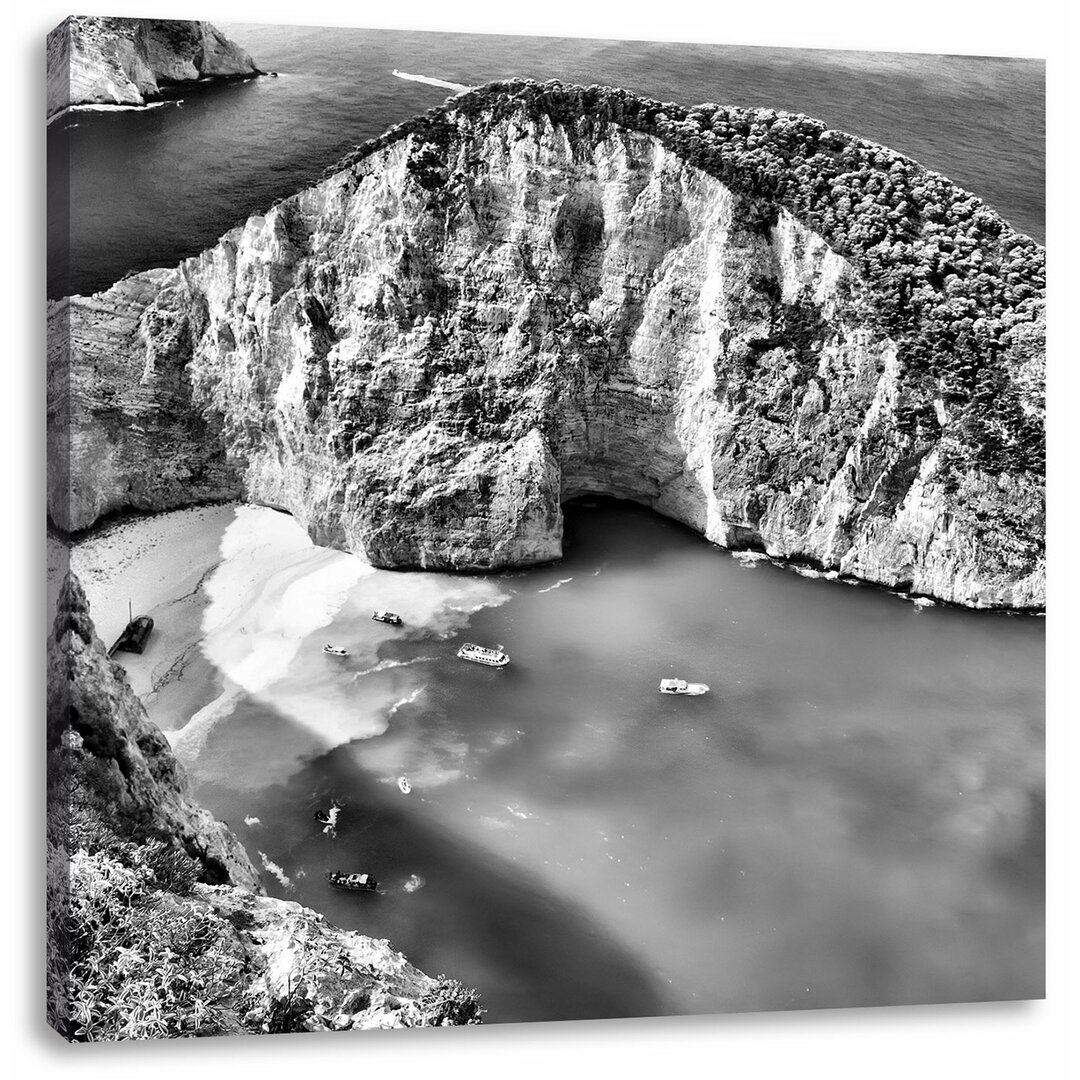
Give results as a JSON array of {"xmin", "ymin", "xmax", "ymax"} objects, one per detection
[
  {"xmin": 47, "ymin": 81, "xmax": 1045, "ymax": 608},
  {"xmin": 47, "ymin": 573, "xmax": 481, "ymax": 1039},
  {"xmin": 48, "ymin": 572, "xmax": 260, "ymax": 890},
  {"xmin": 47, "ymin": 16, "xmax": 260, "ymax": 118}
]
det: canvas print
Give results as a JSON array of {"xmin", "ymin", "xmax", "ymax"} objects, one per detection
[{"xmin": 45, "ymin": 15, "xmax": 1045, "ymax": 1041}]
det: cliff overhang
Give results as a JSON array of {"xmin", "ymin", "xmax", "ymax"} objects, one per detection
[{"xmin": 48, "ymin": 80, "xmax": 1045, "ymax": 609}]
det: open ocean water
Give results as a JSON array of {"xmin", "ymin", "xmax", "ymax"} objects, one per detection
[
  {"xmin": 49, "ymin": 26, "xmax": 1044, "ymax": 299},
  {"xmin": 56, "ymin": 28, "xmax": 1045, "ymax": 1021}
]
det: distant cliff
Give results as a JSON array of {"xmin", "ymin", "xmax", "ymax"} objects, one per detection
[
  {"xmin": 47, "ymin": 573, "xmax": 481, "ymax": 1039},
  {"xmin": 47, "ymin": 16, "xmax": 261, "ymax": 118},
  {"xmin": 47, "ymin": 80, "xmax": 1044, "ymax": 608}
]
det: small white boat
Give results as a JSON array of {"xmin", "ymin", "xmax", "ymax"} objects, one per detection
[
  {"xmin": 323, "ymin": 644, "xmax": 348, "ymax": 657},
  {"xmin": 659, "ymin": 678, "xmax": 710, "ymax": 696},
  {"xmin": 372, "ymin": 609, "xmax": 403, "ymax": 625},
  {"xmin": 397, "ymin": 777, "xmax": 412, "ymax": 794},
  {"xmin": 325, "ymin": 871, "xmax": 377, "ymax": 893},
  {"xmin": 457, "ymin": 642, "xmax": 510, "ymax": 667}
]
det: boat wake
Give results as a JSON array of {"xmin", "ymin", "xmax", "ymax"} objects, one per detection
[
  {"xmin": 391, "ymin": 69, "xmax": 471, "ymax": 92},
  {"xmin": 350, "ymin": 656, "xmax": 436, "ymax": 682},
  {"xmin": 258, "ymin": 851, "xmax": 293, "ymax": 890},
  {"xmin": 388, "ymin": 687, "xmax": 425, "ymax": 716}
]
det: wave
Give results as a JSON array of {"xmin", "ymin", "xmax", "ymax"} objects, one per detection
[
  {"xmin": 388, "ymin": 687, "xmax": 425, "ymax": 716},
  {"xmin": 733, "ymin": 551, "xmax": 767, "ymax": 566},
  {"xmin": 258, "ymin": 851, "xmax": 293, "ymax": 890},
  {"xmin": 48, "ymin": 100, "xmax": 176, "ymax": 125},
  {"xmin": 537, "ymin": 578, "xmax": 573, "ymax": 594},
  {"xmin": 391, "ymin": 69, "xmax": 471, "ymax": 93}
]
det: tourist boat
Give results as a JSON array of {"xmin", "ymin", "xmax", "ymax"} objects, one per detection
[
  {"xmin": 397, "ymin": 777, "xmax": 412, "ymax": 794},
  {"xmin": 372, "ymin": 609, "xmax": 403, "ymax": 625},
  {"xmin": 325, "ymin": 871, "xmax": 378, "ymax": 893},
  {"xmin": 109, "ymin": 612, "xmax": 154, "ymax": 656},
  {"xmin": 323, "ymin": 643, "xmax": 348, "ymax": 657},
  {"xmin": 456, "ymin": 642, "xmax": 510, "ymax": 667},
  {"xmin": 658, "ymin": 678, "xmax": 710, "ymax": 696}
]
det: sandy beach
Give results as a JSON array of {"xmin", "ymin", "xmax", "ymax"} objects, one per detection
[
  {"xmin": 68, "ymin": 505, "xmax": 245, "ymax": 730},
  {"xmin": 65, "ymin": 503, "xmax": 510, "ymax": 781}
]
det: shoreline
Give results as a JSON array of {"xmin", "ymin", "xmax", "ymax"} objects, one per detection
[
  {"xmin": 69, "ymin": 504, "xmax": 242, "ymax": 728},
  {"xmin": 47, "ymin": 71, "xmax": 272, "ymax": 125}
]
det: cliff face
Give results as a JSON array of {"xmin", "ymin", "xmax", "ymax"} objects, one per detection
[
  {"xmin": 48, "ymin": 572, "xmax": 260, "ymax": 890},
  {"xmin": 48, "ymin": 82, "xmax": 1045, "ymax": 608},
  {"xmin": 47, "ymin": 16, "xmax": 260, "ymax": 118},
  {"xmin": 47, "ymin": 572, "xmax": 481, "ymax": 1039}
]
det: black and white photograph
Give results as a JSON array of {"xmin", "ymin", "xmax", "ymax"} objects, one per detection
[{"xmin": 32, "ymin": 0, "xmax": 1066, "ymax": 1069}]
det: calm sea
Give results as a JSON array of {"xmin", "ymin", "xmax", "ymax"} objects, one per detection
[
  {"xmin": 179, "ymin": 501, "xmax": 1043, "ymax": 1021},
  {"xmin": 48, "ymin": 26, "xmax": 1044, "ymax": 299},
  {"xmin": 58, "ymin": 27, "xmax": 1044, "ymax": 1021}
]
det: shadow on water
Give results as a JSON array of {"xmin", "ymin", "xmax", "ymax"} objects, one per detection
[{"xmin": 203, "ymin": 733, "xmax": 671, "ymax": 1024}]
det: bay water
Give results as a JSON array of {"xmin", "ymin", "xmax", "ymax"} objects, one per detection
[{"xmin": 177, "ymin": 501, "xmax": 1043, "ymax": 1021}]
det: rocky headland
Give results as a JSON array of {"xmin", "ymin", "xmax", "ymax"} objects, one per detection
[
  {"xmin": 47, "ymin": 572, "xmax": 481, "ymax": 1039},
  {"xmin": 47, "ymin": 16, "xmax": 261, "ymax": 119},
  {"xmin": 47, "ymin": 80, "xmax": 1045, "ymax": 608}
]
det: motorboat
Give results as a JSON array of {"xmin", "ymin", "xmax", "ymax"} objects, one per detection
[
  {"xmin": 397, "ymin": 777, "xmax": 412, "ymax": 794},
  {"xmin": 457, "ymin": 642, "xmax": 510, "ymax": 667},
  {"xmin": 658, "ymin": 678, "xmax": 710, "ymax": 696},
  {"xmin": 372, "ymin": 609, "xmax": 403, "ymax": 625},
  {"xmin": 323, "ymin": 644, "xmax": 348, "ymax": 657},
  {"xmin": 325, "ymin": 871, "xmax": 378, "ymax": 892}
]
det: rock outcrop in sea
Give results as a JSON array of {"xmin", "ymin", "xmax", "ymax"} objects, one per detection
[
  {"xmin": 47, "ymin": 80, "xmax": 1045, "ymax": 609},
  {"xmin": 47, "ymin": 16, "xmax": 261, "ymax": 118},
  {"xmin": 47, "ymin": 573, "xmax": 481, "ymax": 1039}
]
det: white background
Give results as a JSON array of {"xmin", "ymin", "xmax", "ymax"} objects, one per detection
[{"xmin": 4, "ymin": 1, "xmax": 1076, "ymax": 1076}]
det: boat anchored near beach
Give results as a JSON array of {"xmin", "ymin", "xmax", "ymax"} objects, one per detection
[
  {"xmin": 457, "ymin": 642, "xmax": 510, "ymax": 667},
  {"xmin": 325, "ymin": 871, "xmax": 378, "ymax": 893},
  {"xmin": 323, "ymin": 643, "xmax": 348, "ymax": 657},
  {"xmin": 372, "ymin": 609, "xmax": 403, "ymax": 625},
  {"xmin": 108, "ymin": 601, "xmax": 154, "ymax": 657},
  {"xmin": 659, "ymin": 678, "xmax": 710, "ymax": 696}
]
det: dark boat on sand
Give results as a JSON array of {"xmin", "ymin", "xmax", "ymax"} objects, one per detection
[
  {"xmin": 109, "ymin": 614, "xmax": 154, "ymax": 657},
  {"xmin": 325, "ymin": 871, "xmax": 378, "ymax": 892}
]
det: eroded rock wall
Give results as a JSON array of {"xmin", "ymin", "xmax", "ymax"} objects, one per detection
[
  {"xmin": 49, "ymin": 96, "xmax": 1044, "ymax": 608},
  {"xmin": 47, "ymin": 16, "xmax": 260, "ymax": 117},
  {"xmin": 48, "ymin": 572, "xmax": 260, "ymax": 889}
]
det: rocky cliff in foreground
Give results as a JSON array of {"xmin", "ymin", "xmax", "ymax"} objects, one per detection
[
  {"xmin": 47, "ymin": 16, "xmax": 260, "ymax": 118},
  {"xmin": 48, "ymin": 81, "xmax": 1045, "ymax": 608},
  {"xmin": 47, "ymin": 573, "xmax": 481, "ymax": 1039}
]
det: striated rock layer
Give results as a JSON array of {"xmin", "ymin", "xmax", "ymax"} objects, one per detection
[
  {"xmin": 48, "ymin": 572, "xmax": 260, "ymax": 890},
  {"xmin": 48, "ymin": 81, "xmax": 1045, "ymax": 608},
  {"xmin": 47, "ymin": 16, "xmax": 260, "ymax": 118},
  {"xmin": 47, "ymin": 573, "xmax": 481, "ymax": 1038}
]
